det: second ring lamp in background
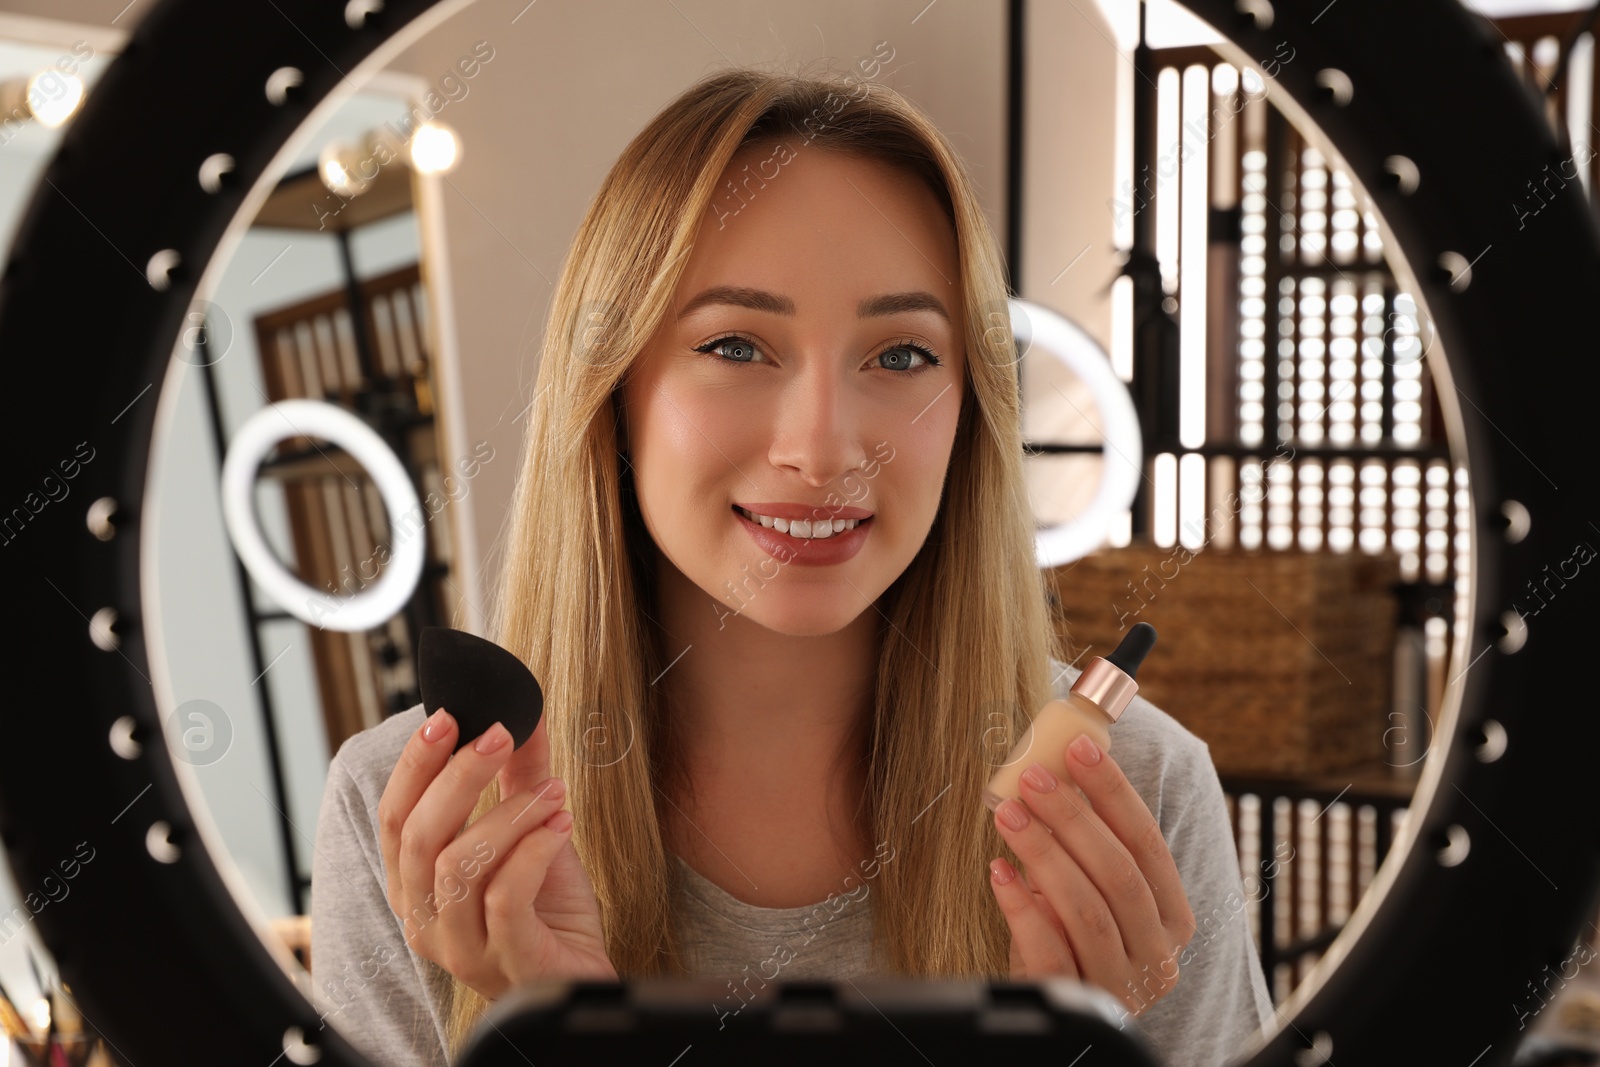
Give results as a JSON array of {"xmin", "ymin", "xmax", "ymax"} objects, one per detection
[
  {"xmin": 1013, "ymin": 298, "xmax": 1145, "ymax": 568},
  {"xmin": 219, "ymin": 399, "xmax": 428, "ymax": 632}
]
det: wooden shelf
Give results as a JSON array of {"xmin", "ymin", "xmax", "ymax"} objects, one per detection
[{"xmin": 1220, "ymin": 760, "xmax": 1419, "ymax": 802}]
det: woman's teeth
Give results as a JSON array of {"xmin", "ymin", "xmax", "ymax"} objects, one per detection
[{"xmin": 735, "ymin": 506, "xmax": 864, "ymax": 539}]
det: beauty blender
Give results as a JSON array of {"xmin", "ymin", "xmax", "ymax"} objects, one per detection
[{"xmin": 417, "ymin": 626, "xmax": 544, "ymax": 754}]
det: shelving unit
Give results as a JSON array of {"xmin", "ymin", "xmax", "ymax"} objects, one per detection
[{"xmin": 1014, "ymin": 7, "xmax": 1597, "ymax": 1003}]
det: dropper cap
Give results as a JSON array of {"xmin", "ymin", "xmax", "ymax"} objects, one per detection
[
  {"xmin": 1107, "ymin": 622, "xmax": 1158, "ymax": 676},
  {"xmin": 1068, "ymin": 622, "xmax": 1158, "ymax": 722}
]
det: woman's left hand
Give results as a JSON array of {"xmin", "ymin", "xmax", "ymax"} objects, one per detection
[{"xmin": 987, "ymin": 733, "xmax": 1197, "ymax": 1019}]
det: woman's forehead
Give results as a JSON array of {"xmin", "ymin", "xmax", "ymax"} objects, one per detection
[{"xmin": 680, "ymin": 150, "xmax": 961, "ymax": 314}]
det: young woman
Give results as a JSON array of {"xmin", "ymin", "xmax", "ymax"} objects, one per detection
[{"xmin": 311, "ymin": 66, "xmax": 1274, "ymax": 1067}]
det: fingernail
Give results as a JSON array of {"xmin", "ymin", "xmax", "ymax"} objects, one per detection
[
  {"xmin": 989, "ymin": 857, "xmax": 1016, "ymax": 886},
  {"xmin": 1022, "ymin": 762, "xmax": 1057, "ymax": 792},
  {"xmin": 1070, "ymin": 734, "xmax": 1102, "ymax": 765},
  {"xmin": 423, "ymin": 709, "xmax": 454, "ymax": 743},
  {"xmin": 539, "ymin": 776, "xmax": 566, "ymax": 800},
  {"xmin": 474, "ymin": 722, "xmax": 509, "ymax": 754},
  {"xmin": 998, "ymin": 799, "xmax": 1030, "ymax": 831},
  {"xmin": 546, "ymin": 809, "xmax": 574, "ymax": 834}
]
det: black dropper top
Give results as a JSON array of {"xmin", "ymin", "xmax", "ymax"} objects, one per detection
[{"xmin": 1106, "ymin": 622, "xmax": 1158, "ymax": 678}]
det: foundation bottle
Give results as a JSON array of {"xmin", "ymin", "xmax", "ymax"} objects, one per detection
[{"xmin": 983, "ymin": 623, "xmax": 1158, "ymax": 812}]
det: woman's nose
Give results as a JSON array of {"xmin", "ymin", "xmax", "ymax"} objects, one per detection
[{"xmin": 767, "ymin": 367, "xmax": 869, "ymax": 487}]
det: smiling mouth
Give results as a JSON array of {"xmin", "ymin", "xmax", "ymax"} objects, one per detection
[{"xmin": 731, "ymin": 505, "xmax": 873, "ymax": 540}]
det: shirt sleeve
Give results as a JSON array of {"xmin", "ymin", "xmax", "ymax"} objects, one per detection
[
  {"xmin": 309, "ymin": 746, "xmax": 454, "ymax": 1067},
  {"xmin": 1122, "ymin": 736, "xmax": 1277, "ymax": 1067}
]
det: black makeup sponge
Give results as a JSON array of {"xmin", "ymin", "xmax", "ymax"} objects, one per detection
[{"xmin": 417, "ymin": 626, "xmax": 544, "ymax": 754}]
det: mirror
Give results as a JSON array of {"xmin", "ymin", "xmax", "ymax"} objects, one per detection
[
  {"xmin": 148, "ymin": 3, "xmax": 1475, "ymax": 1065},
  {"xmin": 8, "ymin": 0, "xmax": 1554, "ymax": 1064}
]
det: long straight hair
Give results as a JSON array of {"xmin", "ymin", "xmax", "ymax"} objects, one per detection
[{"xmin": 442, "ymin": 64, "xmax": 1069, "ymax": 1056}]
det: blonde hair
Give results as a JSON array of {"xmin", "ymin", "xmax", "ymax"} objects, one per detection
[{"xmin": 442, "ymin": 64, "xmax": 1069, "ymax": 1057}]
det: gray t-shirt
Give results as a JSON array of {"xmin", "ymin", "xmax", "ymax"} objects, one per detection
[{"xmin": 309, "ymin": 658, "xmax": 1275, "ymax": 1066}]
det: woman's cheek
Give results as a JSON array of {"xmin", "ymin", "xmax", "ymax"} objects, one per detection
[{"xmin": 900, "ymin": 458, "xmax": 946, "ymax": 530}]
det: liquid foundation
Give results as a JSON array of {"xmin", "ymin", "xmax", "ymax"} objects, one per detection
[{"xmin": 983, "ymin": 623, "xmax": 1158, "ymax": 812}]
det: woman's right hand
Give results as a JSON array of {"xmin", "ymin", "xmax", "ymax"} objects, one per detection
[{"xmin": 377, "ymin": 707, "xmax": 617, "ymax": 1001}]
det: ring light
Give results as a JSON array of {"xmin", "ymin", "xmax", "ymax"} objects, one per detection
[
  {"xmin": 1013, "ymin": 298, "xmax": 1144, "ymax": 568},
  {"xmin": 220, "ymin": 399, "xmax": 427, "ymax": 633},
  {"xmin": 0, "ymin": 0, "xmax": 1596, "ymax": 1065}
]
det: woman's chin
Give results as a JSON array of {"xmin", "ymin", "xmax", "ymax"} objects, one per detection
[{"xmin": 717, "ymin": 595, "xmax": 872, "ymax": 639}]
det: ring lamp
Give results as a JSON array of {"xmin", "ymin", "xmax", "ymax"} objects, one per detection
[
  {"xmin": 1014, "ymin": 297, "xmax": 1143, "ymax": 568},
  {"xmin": 0, "ymin": 0, "xmax": 1596, "ymax": 1065},
  {"xmin": 219, "ymin": 399, "xmax": 426, "ymax": 633}
]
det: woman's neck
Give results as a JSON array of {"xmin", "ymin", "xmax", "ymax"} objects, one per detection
[
  {"xmin": 650, "ymin": 551, "xmax": 878, "ymax": 780},
  {"xmin": 647, "ymin": 550, "xmax": 879, "ymax": 875}
]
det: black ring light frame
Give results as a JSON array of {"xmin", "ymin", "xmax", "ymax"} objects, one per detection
[{"xmin": 0, "ymin": 0, "xmax": 1596, "ymax": 1063}]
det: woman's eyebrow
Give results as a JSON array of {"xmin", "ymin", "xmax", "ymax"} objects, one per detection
[{"xmin": 676, "ymin": 285, "xmax": 951, "ymax": 324}]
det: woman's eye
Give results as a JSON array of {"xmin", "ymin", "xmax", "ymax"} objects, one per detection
[
  {"xmin": 694, "ymin": 336, "xmax": 942, "ymax": 373},
  {"xmin": 877, "ymin": 343, "xmax": 941, "ymax": 373},
  {"xmin": 696, "ymin": 336, "xmax": 766, "ymax": 364}
]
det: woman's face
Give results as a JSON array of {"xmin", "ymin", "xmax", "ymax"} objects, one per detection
[{"xmin": 618, "ymin": 142, "xmax": 966, "ymax": 637}]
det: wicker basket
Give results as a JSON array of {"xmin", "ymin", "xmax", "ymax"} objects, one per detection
[{"xmin": 1045, "ymin": 544, "xmax": 1401, "ymax": 777}]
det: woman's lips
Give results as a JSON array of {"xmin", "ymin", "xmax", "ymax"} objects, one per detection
[
  {"xmin": 732, "ymin": 501, "xmax": 875, "ymax": 521},
  {"xmin": 732, "ymin": 505, "xmax": 872, "ymax": 566}
]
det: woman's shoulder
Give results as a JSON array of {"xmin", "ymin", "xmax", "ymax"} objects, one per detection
[
  {"xmin": 328, "ymin": 702, "xmax": 429, "ymax": 810},
  {"xmin": 1045, "ymin": 655, "xmax": 1216, "ymax": 828}
]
